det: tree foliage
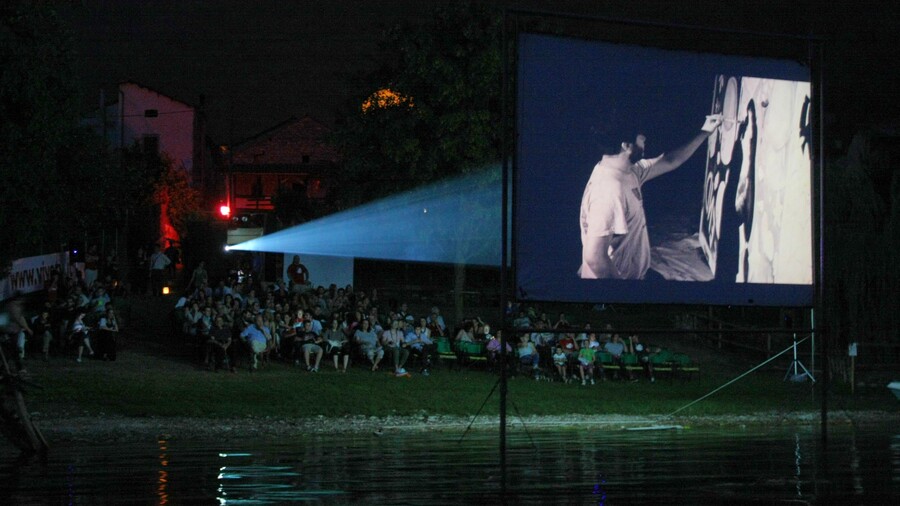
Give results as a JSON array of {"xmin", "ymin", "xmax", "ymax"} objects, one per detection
[
  {"xmin": 331, "ymin": 2, "xmax": 504, "ymax": 204},
  {"xmin": 152, "ymin": 157, "xmax": 202, "ymax": 240},
  {"xmin": 330, "ymin": 3, "xmax": 507, "ymax": 322},
  {"xmin": 823, "ymin": 130, "xmax": 900, "ymax": 375},
  {"xmin": 0, "ymin": 1, "xmax": 167, "ymax": 274},
  {"xmin": 0, "ymin": 1, "xmax": 81, "ymax": 269}
]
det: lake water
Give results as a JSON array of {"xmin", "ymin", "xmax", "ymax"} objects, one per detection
[{"xmin": 1, "ymin": 422, "xmax": 898, "ymax": 504}]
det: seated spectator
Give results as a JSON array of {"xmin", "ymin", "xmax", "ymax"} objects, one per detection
[
  {"xmin": 277, "ymin": 313, "xmax": 296, "ymax": 357},
  {"xmin": 454, "ymin": 320, "xmax": 477, "ymax": 367},
  {"xmin": 512, "ymin": 310, "xmax": 531, "ymax": 329},
  {"xmin": 297, "ymin": 320, "xmax": 323, "ymax": 372},
  {"xmin": 323, "ymin": 317, "xmax": 349, "ymax": 373},
  {"xmin": 72, "ymin": 286, "xmax": 90, "ymax": 310},
  {"xmin": 206, "ymin": 316, "xmax": 233, "ymax": 372},
  {"xmin": 530, "ymin": 320, "xmax": 555, "ymax": 369},
  {"xmin": 382, "ymin": 319, "xmax": 410, "ymax": 376},
  {"xmin": 427, "ymin": 306, "xmax": 446, "ymax": 336},
  {"xmin": 244, "ymin": 289, "xmax": 259, "ymax": 310},
  {"xmin": 576, "ymin": 323, "xmax": 592, "ymax": 342},
  {"xmin": 558, "ymin": 333, "xmax": 579, "ymax": 364},
  {"xmin": 97, "ymin": 306, "xmax": 120, "ymax": 361},
  {"xmin": 308, "ymin": 307, "xmax": 324, "ymax": 335},
  {"xmin": 578, "ymin": 342, "xmax": 598, "ymax": 385},
  {"xmin": 198, "ymin": 306, "xmax": 214, "ymax": 342},
  {"xmin": 239, "ymin": 315, "xmax": 270, "ymax": 371},
  {"xmin": 192, "ymin": 281, "xmax": 213, "ymax": 302},
  {"xmin": 368, "ymin": 307, "xmax": 384, "ymax": 333},
  {"xmin": 397, "ymin": 302, "xmax": 411, "ymax": 321},
  {"xmin": 553, "ymin": 312, "xmax": 571, "ymax": 330},
  {"xmin": 262, "ymin": 312, "xmax": 280, "ymax": 361},
  {"xmin": 403, "ymin": 321, "xmax": 434, "ymax": 375},
  {"xmin": 455, "ymin": 320, "xmax": 475, "ymax": 343},
  {"xmin": 89, "ymin": 287, "xmax": 111, "ymax": 314},
  {"xmin": 629, "ymin": 335, "xmax": 657, "ymax": 382},
  {"xmin": 517, "ymin": 334, "xmax": 540, "ymax": 374},
  {"xmin": 183, "ymin": 301, "xmax": 202, "ymax": 337},
  {"xmin": 485, "ymin": 330, "xmax": 513, "ymax": 373},
  {"xmin": 603, "ymin": 332, "xmax": 633, "ymax": 381},
  {"xmin": 552, "ymin": 346, "xmax": 569, "ymax": 382},
  {"xmin": 353, "ymin": 318, "xmax": 383, "ymax": 371}
]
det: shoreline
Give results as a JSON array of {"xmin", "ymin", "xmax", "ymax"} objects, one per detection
[{"xmin": 30, "ymin": 410, "xmax": 900, "ymax": 443}]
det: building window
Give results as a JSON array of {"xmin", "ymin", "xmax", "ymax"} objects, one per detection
[
  {"xmin": 302, "ymin": 155, "xmax": 310, "ymax": 164},
  {"xmin": 144, "ymin": 109, "xmax": 159, "ymax": 117}
]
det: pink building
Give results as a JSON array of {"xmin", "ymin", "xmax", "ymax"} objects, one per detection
[{"xmin": 90, "ymin": 81, "xmax": 212, "ymax": 244}]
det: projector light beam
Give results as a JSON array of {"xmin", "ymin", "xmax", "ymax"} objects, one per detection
[{"xmin": 228, "ymin": 166, "xmax": 504, "ymax": 266}]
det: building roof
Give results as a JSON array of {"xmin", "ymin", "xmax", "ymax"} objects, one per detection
[
  {"xmin": 119, "ymin": 80, "xmax": 198, "ymax": 110},
  {"xmin": 228, "ymin": 116, "xmax": 340, "ymax": 167}
]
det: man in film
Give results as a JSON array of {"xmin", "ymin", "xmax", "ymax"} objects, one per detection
[{"xmin": 578, "ymin": 114, "xmax": 724, "ymax": 280}]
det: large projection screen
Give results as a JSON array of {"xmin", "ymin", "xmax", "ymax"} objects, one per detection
[{"xmin": 515, "ymin": 33, "xmax": 813, "ymax": 306}]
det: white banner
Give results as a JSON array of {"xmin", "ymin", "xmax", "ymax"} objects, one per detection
[{"xmin": 1, "ymin": 252, "xmax": 68, "ymax": 301}]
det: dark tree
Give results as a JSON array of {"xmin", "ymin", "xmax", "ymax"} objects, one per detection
[
  {"xmin": 0, "ymin": 1, "xmax": 81, "ymax": 270},
  {"xmin": 332, "ymin": 2, "xmax": 503, "ymax": 202},
  {"xmin": 331, "ymin": 3, "xmax": 506, "ymax": 323}
]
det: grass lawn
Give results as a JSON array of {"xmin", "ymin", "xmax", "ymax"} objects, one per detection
[
  {"xmin": 18, "ymin": 294, "xmax": 893, "ymax": 422},
  {"xmin": 23, "ymin": 345, "xmax": 889, "ymax": 421}
]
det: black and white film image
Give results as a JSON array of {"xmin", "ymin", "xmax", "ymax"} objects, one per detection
[
  {"xmin": 515, "ymin": 34, "xmax": 814, "ymax": 305},
  {"xmin": 699, "ymin": 76, "xmax": 812, "ymax": 285}
]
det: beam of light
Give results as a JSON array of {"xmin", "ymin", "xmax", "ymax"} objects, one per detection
[{"xmin": 228, "ymin": 165, "xmax": 505, "ymax": 266}]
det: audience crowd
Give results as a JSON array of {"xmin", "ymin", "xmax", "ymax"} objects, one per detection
[{"xmin": 4, "ymin": 244, "xmax": 661, "ymax": 386}]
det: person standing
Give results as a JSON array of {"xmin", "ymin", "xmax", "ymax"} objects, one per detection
[
  {"xmin": 133, "ymin": 246, "xmax": 149, "ymax": 295},
  {"xmin": 285, "ymin": 255, "xmax": 310, "ymax": 292},
  {"xmin": 149, "ymin": 244, "xmax": 171, "ymax": 296},
  {"xmin": 2, "ymin": 295, "xmax": 32, "ymax": 373},
  {"xmin": 186, "ymin": 260, "xmax": 208, "ymax": 291},
  {"xmin": 84, "ymin": 245, "xmax": 100, "ymax": 289}
]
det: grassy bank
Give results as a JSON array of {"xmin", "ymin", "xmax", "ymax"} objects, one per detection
[
  {"xmin": 17, "ymin": 294, "xmax": 894, "ymax": 422},
  {"xmin": 23, "ymin": 343, "xmax": 889, "ymax": 421}
]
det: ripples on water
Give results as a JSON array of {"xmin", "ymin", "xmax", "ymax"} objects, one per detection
[{"xmin": 1, "ymin": 423, "xmax": 898, "ymax": 504}]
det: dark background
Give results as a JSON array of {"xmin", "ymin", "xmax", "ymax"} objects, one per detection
[{"xmin": 61, "ymin": 1, "xmax": 900, "ymax": 152}]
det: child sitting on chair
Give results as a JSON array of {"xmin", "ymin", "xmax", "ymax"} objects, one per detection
[{"xmin": 552, "ymin": 346, "xmax": 568, "ymax": 383}]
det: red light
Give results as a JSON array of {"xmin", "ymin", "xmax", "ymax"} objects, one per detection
[{"xmin": 219, "ymin": 205, "xmax": 231, "ymax": 217}]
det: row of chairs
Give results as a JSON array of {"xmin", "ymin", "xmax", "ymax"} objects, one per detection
[{"xmin": 434, "ymin": 337, "xmax": 700, "ymax": 380}]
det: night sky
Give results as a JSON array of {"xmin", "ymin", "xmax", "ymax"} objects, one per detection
[{"xmin": 61, "ymin": 0, "xmax": 900, "ymax": 149}]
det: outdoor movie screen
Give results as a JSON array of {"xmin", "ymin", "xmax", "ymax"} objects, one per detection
[{"xmin": 515, "ymin": 33, "xmax": 814, "ymax": 306}]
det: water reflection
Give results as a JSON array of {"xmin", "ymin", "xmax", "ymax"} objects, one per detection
[
  {"xmin": 216, "ymin": 452, "xmax": 345, "ymax": 504},
  {"xmin": 158, "ymin": 438, "xmax": 169, "ymax": 505},
  {"xmin": 0, "ymin": 423, "xmax": 898, "ymax": 504}
]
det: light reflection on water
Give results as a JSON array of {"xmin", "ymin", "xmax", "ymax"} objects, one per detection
[{"xmin": 0, "ymin": 423, "xmax": 898, "ymax": 504}]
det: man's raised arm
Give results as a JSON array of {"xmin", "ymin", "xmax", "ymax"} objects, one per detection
[{"xmin": 649, "ymin": 114, "xmax": 723, "ymax": 178}]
